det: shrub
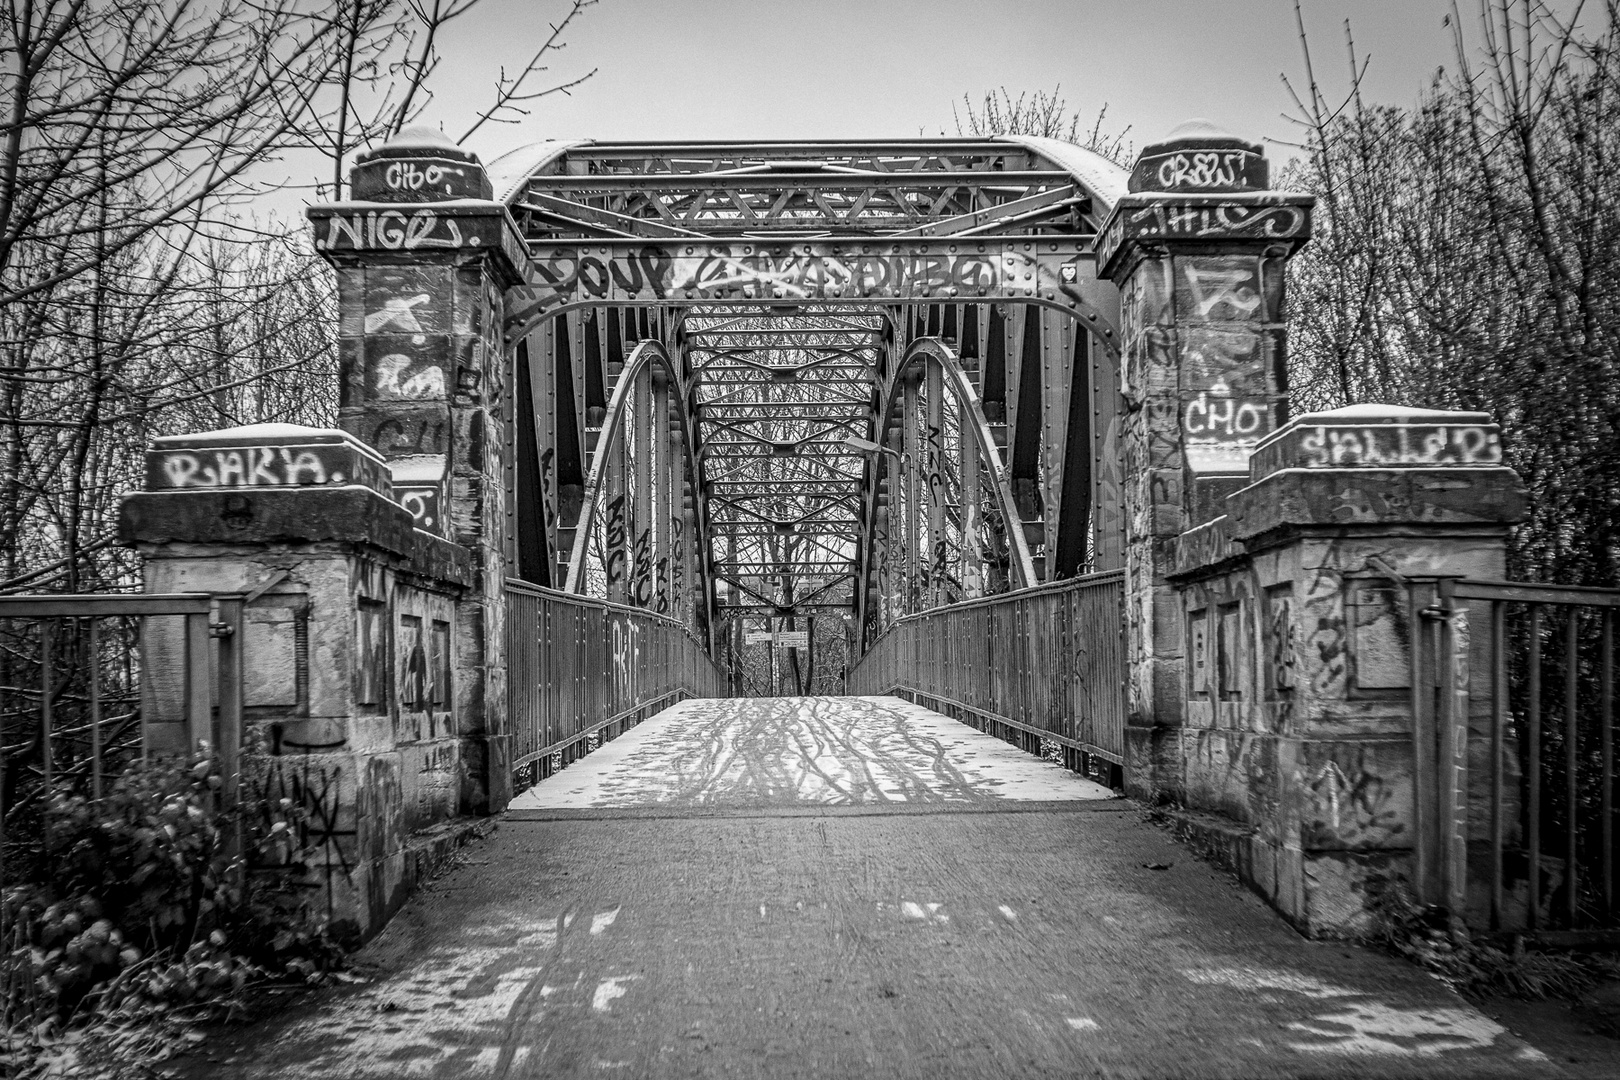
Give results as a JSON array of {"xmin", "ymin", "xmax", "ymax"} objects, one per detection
[
  {"xmin": 0, "ymin": 749, "xmax": 344, "ymax": 1062},
  {"xmin": 1368, "ymin": 879, "xmax": 1613, "ymax": 1000}
]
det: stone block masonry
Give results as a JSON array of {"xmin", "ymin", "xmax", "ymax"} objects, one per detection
[
  {"xmin": 123, "ymin": 422, "xmax": 481, "ymax": 940},
  {"xmin": 120, "ymin": 130, "xmax": 532, "ymax": 939},
  {"xmin": 1158, "ymin": 404, "xmax": 1524, "ymax": 935}
]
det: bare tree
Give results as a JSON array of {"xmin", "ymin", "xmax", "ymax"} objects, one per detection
[
  {"xmin": 1281, "ymin": 0, "xmax": 1620, "ymax": 586},
  {"xmin": 0, "ymin": 0, "xmax": 601, "ymax": 595},
  {"xmin": 953, "ymin": 86, "xmax": 1133, "ymax": 165}
]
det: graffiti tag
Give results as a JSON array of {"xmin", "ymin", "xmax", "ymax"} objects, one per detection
[{"xmin": 156, "ymin": 446, "xmax": 346, "ymax": 488}]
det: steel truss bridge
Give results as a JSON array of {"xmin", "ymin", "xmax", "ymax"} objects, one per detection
[{"xmin": 490, "ymin": 137, "xmax": 1128, "ymax": 694}]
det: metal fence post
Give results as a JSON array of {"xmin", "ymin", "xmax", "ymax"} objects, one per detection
[
  {"xmin": 1436, "ymin": 579, "xmax": 1471, "ymax": 921},
  {"xmin": 215, "ymin": 597, "xmax": 245, "ymax": 806},
  {"xmin": 1409, "ymin": 580, "xmax": 1438, "ymax": 907},
  {"xmin": 184, "ymin": 611, "xmax": 212, "ymax": 753},
  {"xmin": 40, "ymin": 619, "xmax": 53, "ymax": 788}
]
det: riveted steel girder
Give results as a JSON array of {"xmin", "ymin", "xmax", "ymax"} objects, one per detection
[{"xmin": 500, "ymin": 138, "xmax": 1129, "ymax": 642}]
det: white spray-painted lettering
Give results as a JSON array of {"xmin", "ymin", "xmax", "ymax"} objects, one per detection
[
  {"xmin": 397, "ymin": 488, "xmax": 438, "ymax": 529},
  {"xmin": 1298, "ymin": 425, "xmax": 1501, "ymax": 468},
  {"xmin": 363, "ymin": 293, "xmax": 431, "ymax": 334},
  {"xmin": 609, "ymin": 619, "xmax": 640, "ymax": 701},
  {"xmin": 1156, "ymin": 151, "xmax": 1248, "ymax": 189},
  {"xmin": 1184, "ymin": 393, "xmax": 1266, "ymax": 440},
  {"xmin": 1183, "ymin": 264, "xmax": 1263, "ymax": 320},
  {"xmin": 374, "ymin": 355, "xmax": 447, "ymax": 399},
  {"xmin": 383, "ymin": 160, "xmax": 449, "ymax": 191},
  {"xmin": 159, "ymin": 447, "xmax": 341, "ymax": 488},
  {"xmin": 1312, "ymin": 760, "xmax": 1351, "ymax": 830},
  {"xmin": 321, "ymin": 208, "xmax": 470, "ymax": 251}
]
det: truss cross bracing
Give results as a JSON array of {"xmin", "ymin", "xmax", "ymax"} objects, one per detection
[{"xmin": 497, "ymin": 137, "xmax": 1129, "ymax": 664}]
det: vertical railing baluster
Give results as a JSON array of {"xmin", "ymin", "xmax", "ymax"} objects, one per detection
[
  {"xmin": 1490, "ymin": 601, "xmax": 1505, "ymax": 930},
  {"xmin": 40, "ymin": 619, "xmax": 53, "ymax": 788},
  {"xmin": 1528, "ymin": 603, "xmax": 1542, "ymax": 931},
  {"xmin": 1410, "ymin": 581, "xmax": 1434, "ymax": 904},
  {"xmin": 1566, "ymin": 605, "xmax": 1580, "ymax": 927},
  {"xmin": 88, "ymin": 618, "xmax": 102, "ymax": 801},
  {"xmin": 1603, "ymin": 607, "xmax": 1615, "ymax": 921},
  {"xmin": 185, "ymin": 611, "xmax": 211, "ymax": 753},
  {"xmin": 217, "ymin": 597, "xmax": 245, "ymax": 814}
]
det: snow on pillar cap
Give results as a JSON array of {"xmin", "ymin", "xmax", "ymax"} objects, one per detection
[{"xmin": 351, "ymin": 127, "xmax": 493, "ymax": 203}]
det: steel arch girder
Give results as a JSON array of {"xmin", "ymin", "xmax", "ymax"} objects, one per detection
[
  {"xmin": 853, "ymin": 336, "xmax": 1037, "ymax": 640},
  {"xmin": 561, "ymin": 340, "xmax": 713, "ymax": 631}
]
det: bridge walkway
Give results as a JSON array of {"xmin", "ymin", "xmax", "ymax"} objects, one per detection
[{"xmin": 180, "ymin": 697, "xmax": 1555, "ymax": 1079}]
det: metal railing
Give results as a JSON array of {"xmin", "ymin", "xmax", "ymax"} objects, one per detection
[
  {"xmin": 847, "ymin": 570, "xmax": 1126, "ymax": 782},
  {"xmin": 505, "ymin": 580, "xmax": 725, "ymax": 787},
  {"xmin": 1417, "ymin": 577, "xmax": 1620, "ymax": 938},
  {"xmin": 0, "ymin": 592, "xmax": 245, "ymax": 871}
]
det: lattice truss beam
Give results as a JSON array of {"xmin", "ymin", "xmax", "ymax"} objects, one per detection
[
  {"xmin": 511, "ymin": 142, "xmax": 1102, "ymax": 239},
  {"xmin": 502, "ymin": 140, "xmax": 1128, "ymax": 641},
  {"xmin": 691, "ymin": 311, "xmax": 879, "ymax": 617}
]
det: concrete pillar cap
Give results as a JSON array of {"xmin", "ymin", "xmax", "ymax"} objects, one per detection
[
  {"xmin": 150, "ymin": 422, "xmax": 386, "ymax": 463},
  {"xmin": 349, "ymin": 127, "xmax": 493, "ymax": 202},
  {"xmin": 357, "ymin": 126, "xmax": 479, "ymax": 165},
  {"xmin": 1129, "ymin": 119, "xmax": 1267, "ymax": 194},
  {"xmin": 1280, "ymin": 403, "xmax": 1496, "ymax": 429},
  {"xmin": 1141, "ymin": 118, "xmax": 1262, "ymax": 158}
]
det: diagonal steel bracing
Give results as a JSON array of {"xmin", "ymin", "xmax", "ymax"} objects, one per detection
[{"xmin": 500, "ymin": 137, "xmax": 1128, "ymax": 662}]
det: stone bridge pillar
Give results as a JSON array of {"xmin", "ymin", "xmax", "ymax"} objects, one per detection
[
  {"xmin": 1166, "ymin": 406, "xmax": 1524, "ymax": 933},
  {"xmin": 1095, "ymin": 120, "xmax": 1314, "ymax": 797},
  {"xmin": 307, "ymin": 129, "xmax": 532, "ymax": 813}
]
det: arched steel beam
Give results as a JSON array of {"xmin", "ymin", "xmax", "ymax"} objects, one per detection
[
  {"xmin": 995, "ymin": 134, "xmax": 1130, "ymax": 218},
  {"xmin": 853, "ymin": 336, "xmax": 1037, "ymax": 640},
  {"xmin": 489, "ymin": 139, "xmax": 594, "ymax": 205},
  {"xmin": 562, "ymin": 341, "xmax": 712, "ymax": 628}
]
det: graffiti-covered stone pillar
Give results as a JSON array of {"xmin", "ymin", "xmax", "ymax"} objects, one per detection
[
  {"xmin": 121, "ymin": 423, "xmax": 477, "ymax": 940},
  {"xmin": 307, "ymin": 129, "xmax": 530, "ymax": 813},
  {"xmin": 1166, "ymin": 406, "xmax": 1525, "ymax": 934},
  {"xmin": 1096, "ymin": 120, "xmax": 1313, "ymax": 800}
]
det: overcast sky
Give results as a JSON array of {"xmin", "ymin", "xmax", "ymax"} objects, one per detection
[{"xmin": 411, "ymin": 0, "xmax": 1474, "ymax": 167}]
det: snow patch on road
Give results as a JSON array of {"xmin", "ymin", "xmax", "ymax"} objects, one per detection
[
  {"xmin": 1286, "ymin": 1001, "xmax": 1513, "ymax": 1057},
  {"xmin": 1181, "ymin": 966, "xmax": 1355, "ymax": 1000},
  {"xmin": 592, "ymin": 975, "xmax": 638, "ymax": 1013},
  {"xmin": 1183, "ymin": 964, "xmax": 1523, "ymax": 1059}
]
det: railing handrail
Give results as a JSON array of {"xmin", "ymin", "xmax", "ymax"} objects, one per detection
[
  {"xmin": 0, "ymin": 593, "xmax": 214, "ymax": 617},
  {"xmin": 503, "ymin": 577, "xmax": 712, "ymax": 651},
  {"xmin": 1444, "ymin": 577, "xmax": 1620, "ymax": 607},
  {"xmin": 866, "ymin": 568, "xmax": 1126, "ymax": 637},
  {"xmin": 0, "ymin": 589, "xmax": 244, "ymax": 805}
]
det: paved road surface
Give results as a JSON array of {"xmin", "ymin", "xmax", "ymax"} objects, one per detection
[{"xmin": 179, "ymin": 696, "xmax": 1576, "ymax": 1079}]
